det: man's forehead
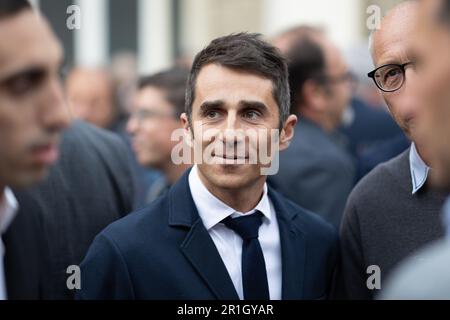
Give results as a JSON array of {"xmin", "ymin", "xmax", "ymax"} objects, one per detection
[
  {"xmin": 195, "ymin": 64, "xmax": 274, "ymax": 96},
  {"xmin": 374, "ymin": 38, "xmax": 413, "ymax": 66},
  {"xmin": 0, "ymin": 10, "xmax": 62, "ymax": 78},
  {"xmin": 195, "ymin": 66, "xmax": 276, "ymax": 107},
  {"xmin": 374, "ymin": 24, "xmax": 415, "ymax": 66},
  {"xmin": 373, "ymin": 2, "xmax": 419, "ymax": 65}
]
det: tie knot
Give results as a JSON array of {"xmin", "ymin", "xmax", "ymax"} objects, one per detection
[{"xmin": 222, "ymin": 211, "xmax": 264, "ymax": 240}]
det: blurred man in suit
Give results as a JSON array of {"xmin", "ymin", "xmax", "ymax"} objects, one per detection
[
  {"xmin": 127, "ymin": 68, "xmax": 191, "ymax": 203},
  {"xmin": 6, "ymin": 120, "xmax": 136, "ymax": 299},
  {"xmin": 78, "ymin": 33, "xmax": 338, "ymax": 300},
  {"xmin": 270, "ymin": 27, "xmax": 355, "ymax": 228},
  {"xmin": 339, "ymin": 1, "xmax": 447, "ymax": 299},
  {"xmin": 380, "ymin": 0, "xmax": 450, "ymax": 299},
  {"xmin": 0, "ymin": 0, "xmax": 70, "ymax": 300},
  {"xmin": 0, "ymin": 1, "xmax": 136, "ymax": 299}
]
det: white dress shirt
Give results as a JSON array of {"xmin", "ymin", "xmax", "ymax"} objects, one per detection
[
  {"xmin": 188, "ymin": 165, "xmax": 282, "ymax": 300},
  {"xmin": 0, "ymin": 187, "xmax": 19, "ymax": 300},
  {"xmin": 409, "ymin": 143, "xmax": 430, "ymax": 194}
]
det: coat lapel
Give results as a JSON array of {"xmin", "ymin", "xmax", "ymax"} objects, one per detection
[
  {"xmin": 269, "ymin": 188, "xmax": 306, "ymax": 300},
  {"xmin": 168, "ymin": 170, "xmax": 239, "ymax": 300}
]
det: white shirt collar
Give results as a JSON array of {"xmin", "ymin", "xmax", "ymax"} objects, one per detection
[
  {"xmin": 188, "ymin": 165, "xmax": 272, "ymax": 231},
  {"xmin": 0, "ymin": 187, "xmax": 18, "ymax": 235},
  {"xmin": 409, "ymin": 143, "xmax": 430, "ymax": 194}
]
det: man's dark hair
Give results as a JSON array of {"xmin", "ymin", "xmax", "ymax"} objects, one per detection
[
  {"xmin": 0, "ymin": 0, "xmax": 31, "ymax": 19},
  {"xmin": 285, "ymin": 33, "xmax": 327, "ymax": 114},
  {"xmin": 439, "ymin": 0, "xmax": 450, "ymax": 25},
  {"xmin": 139, "ymin": 67, "xmax": 189, "ymax": 118},
  {"xmin": 185, "ymin": 32, "xmax": 290, "ymax": 129}
]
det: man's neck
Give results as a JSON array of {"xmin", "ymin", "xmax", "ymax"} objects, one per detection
[
  {"xmin": 415, "ymin": 143, "xmax": 432, "ymax": 167},
  {"xmin": 197, "ymin": 169, "xmax": 266, "ymax": 213}
]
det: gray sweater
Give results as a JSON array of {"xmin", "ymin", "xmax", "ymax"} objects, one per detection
[{"xmin": 338, "ymin": 148, "xmax": 447, "ymax": 299}]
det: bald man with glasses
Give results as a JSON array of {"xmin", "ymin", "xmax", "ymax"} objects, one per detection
[{"xmin": 337, "ymin": 0, "xmax": 447, "ymax": 299}]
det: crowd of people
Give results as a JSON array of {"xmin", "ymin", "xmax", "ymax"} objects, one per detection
[{"xmin": 1, "ymin": 0, "xmax": 450, "ymax": 300}]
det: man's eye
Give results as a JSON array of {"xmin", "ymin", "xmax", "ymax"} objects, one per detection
[
  {"xmin": 6, "ymin": 70, "xmax": 45, "ymax": 95},
  {"xmin": 243, "ymin": 110, "xmax": 260, "ymax": 120},
  {"xmin": 206, "ymin": 110, "xmax": 220, "ymax": 119},
  {"xmin": 386, "ymin": 69, "xmax": 400, "ymax": 77}
]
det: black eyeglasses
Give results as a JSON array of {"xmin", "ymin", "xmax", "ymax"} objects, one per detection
[{"xmin": 367, "ymin": 62, "xmax": 415, "ymax": 92}]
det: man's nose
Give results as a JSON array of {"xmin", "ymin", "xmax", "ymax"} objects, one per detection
[
  {"xmin": 41, "ymin": 77, "xmax": 71, "ymax": 133},
  {"xmin": 402, "ymin": 69, "xmax": 420, "ymax": 113},
  {"xmin": 126, "ymin": 116, "xmax": 139, "ymax": 135}
]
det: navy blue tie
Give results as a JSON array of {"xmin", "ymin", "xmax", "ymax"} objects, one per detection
[{"xmin": 222, "ymin": 211, "xmax": 270, "ymax": 300}]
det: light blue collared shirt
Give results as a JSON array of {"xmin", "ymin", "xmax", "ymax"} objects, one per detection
[{"xmin": 409, "ymin": 143, "xmax": 430, "ymax": 194}]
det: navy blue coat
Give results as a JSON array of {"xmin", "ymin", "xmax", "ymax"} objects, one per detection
[{"xmin": 77, "ymin": 170, "xmax": 339, "ymax": 300}]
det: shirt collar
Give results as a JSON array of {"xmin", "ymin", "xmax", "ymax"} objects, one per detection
[
  {"xmin": 0, "ymin": 187, "xmax": 19, "ymax": 235},
  {"xmin": 188, "ymin": 165, "xmax": 272, "ymax": 231},
  {"xmin": 409, "ymin": 143, "xmax": 430, "ymax": 194}
]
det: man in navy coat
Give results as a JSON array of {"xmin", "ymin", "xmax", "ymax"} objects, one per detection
[{"xmin": 77, "ymin": 33, "xmax": 339, "ymax": 300}]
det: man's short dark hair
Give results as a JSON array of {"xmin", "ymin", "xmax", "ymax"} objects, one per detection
[
  {"xmin": 185, "ymin": 32, "xmax": 290, "ymax": 129},
  {"xmin": 0, "ymin": 0, "xmax": 31, "ymax": 19},
  {"xmin": 439, "ymin": 0, "xmax": 450, "ymax": 25},
  {"xmin": 139, "ymin": 67, "xmax": 189, "ymax": 118},
  {"xmin": 285, "ymin": 32, "xmax": 327, "ymax": 114}
]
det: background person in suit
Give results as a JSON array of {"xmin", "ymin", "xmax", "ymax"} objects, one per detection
[
  {"xmin": 6, "ymin": 120, "xmax": 136, "ymax": 299},
  {"xmin": 127, "ymin": 67, "xmax": 191, "ymax": 204},
  {"xmin": 380, "ymin": 0, "xmax": 450, "ymax": 300},
  {"xmin": 0, "ymin": 0, "xmax": 70, "ymax": 300},
  {"xmin": 77, "ymin": 33, "xmax": 339, "ymax": 300},
  {"xmin": 270, "ymin": 27, "xmax": 356, "ymax": 228},
  {"xmin": 338, "ymin": 0, "xmax": 447, "ymax": 300},
  {"xmin": 0, "ymin": 1, "xmax": 136, "ymax": 299}
]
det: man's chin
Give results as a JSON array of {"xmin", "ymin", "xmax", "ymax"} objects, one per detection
[
  {"xmin": 198, "ymin": 163, "xmax": 263, "ymax": 189},
  {"xmin": 8, "ymin": 167, "xmax": 50, "ymax": 190}
]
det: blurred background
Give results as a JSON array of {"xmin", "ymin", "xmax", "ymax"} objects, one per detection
[{"xmin": 31, "ymin": 0, "xmax": 403, "ymax": 75}]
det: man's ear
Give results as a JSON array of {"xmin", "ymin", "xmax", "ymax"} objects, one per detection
[
  {"xmin": 180, "ymin": 113, "xmax": 189, "ymax": 130},
  {"xmin": 180, "ymin": 113, "xmax": 193, "ymax": 146},
  {"xmin": 279, "ymin": 114, "xmax": 298, "ymax": 151}
]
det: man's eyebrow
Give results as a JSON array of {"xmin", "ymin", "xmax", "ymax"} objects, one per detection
[
  {"xmin": 239, "ymin": 100, "xmax": 269, "ymax": 112},
  {"xmin": 0, "ymin": 65, "xmax": 46, "ymax": 84},
  {"xmin": 199, "ymin": 100, "xmax": 224, "ymax": 113}
]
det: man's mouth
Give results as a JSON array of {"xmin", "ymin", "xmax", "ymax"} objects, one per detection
[
  {"xmin": 31, "ymin": 143, "xmax": 59, "ymax": 166},
  {"xmin": 212, "ymin": 152, "xmax": 249, "ymax": 160},
  {"xmin": 207, "ymin": 153, "xmax": 250, "ymax": 166}
]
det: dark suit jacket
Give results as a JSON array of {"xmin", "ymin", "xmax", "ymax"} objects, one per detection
[
  {"xmin": 5, "ymin": 120, "xmax": 136, "ymax": 299},
  {"xmin": 270, "ymin": 119, "xmax": 355, "ymax": 228},
  {"xmin": 3, "ymin": 194, "xmax": 45, "ymax": 299},
  {"xmin": 77, "ymin": 169, "xmax": 339, "ymax": 300},
  {"xmin": 339, "ymin": 98, "xmax": 403, "ymax": 159},
  {"xmin": 356, "ymin": 133, "xmax": 410, "ymax": 181}
]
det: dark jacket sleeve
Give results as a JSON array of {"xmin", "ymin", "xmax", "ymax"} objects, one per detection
[{"xmin": 76, "ymin": 234, "xmax": 135, "ymax": 300}]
